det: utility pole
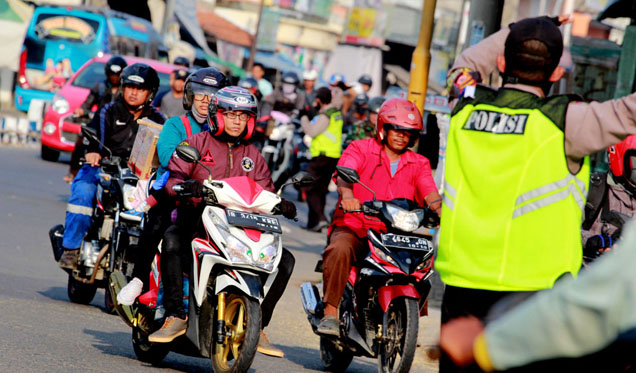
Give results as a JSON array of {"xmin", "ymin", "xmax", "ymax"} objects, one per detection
[
  {"xmin": 464, "ymin": 0, "xmax": 504, "ymax": 49},
  {"xmin": 407, "ymin": 0, "xmax": 437, "ymax": 114},
  {"xmin": 247, "ymin": 0, "xmax": 265, "ymax": 72},
  {"xmin": 160, "ymin": 0, "xmax": 176, "ymax": 38}
]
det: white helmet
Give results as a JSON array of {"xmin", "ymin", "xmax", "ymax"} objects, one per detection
[{"xmin": 303, "ymin": 70, "xmax": 318, "ymax": 81}]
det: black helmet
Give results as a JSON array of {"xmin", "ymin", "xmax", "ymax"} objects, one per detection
[
  {"xmin": 358, "ymin": 74, "xmax": 373, "ymax": 87},
  {"xmin": 183, "ymin": 67, "xmax": 227, "ymax": 110},
  {"xmin": 120, "ymin": 63, "xmax": 160, "ymax": 103},
  {"xmin": 173, "ymin": 56, "xmax": 191, "ymax": 68},
  {"xmin": 238, "ymin": 77, "xmax": 258, "ymax": 91},
  {"xmin": 105, "ymin": 55, "xmax": 127, "ymax": 76},
  {"xmin": 367, "ymin": 96, "xmax": 386, "ymax": 114},
  {"xmin": 208, "ymin": 86, "xmax": 258, "ymax": 141},
  {"xmin": 282, "ymin": 71, "xmax": 300, "ymax": 85},
  {"xmin": 354, "ymin": 93, "xmax": 369, "ymax": 107}
]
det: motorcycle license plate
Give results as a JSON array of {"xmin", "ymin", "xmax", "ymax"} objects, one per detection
[
  {"xmin": 381, "ymin": 234, "xmax": 430, "ymax": 250},
  {"xmin": 226, "ymin": 209, "xmax": 282, "ymax": 233}
]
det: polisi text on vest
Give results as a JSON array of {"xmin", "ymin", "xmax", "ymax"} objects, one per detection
[{"xmin": 463, "ymin": 110, "xmax": 529, "ymax": 135}]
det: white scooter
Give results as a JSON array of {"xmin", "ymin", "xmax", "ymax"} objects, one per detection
[{"xmin": 110, "ymin": 145, "xmax": 313, "ymax": 372}]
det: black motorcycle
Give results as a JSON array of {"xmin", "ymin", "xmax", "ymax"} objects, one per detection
[{"xmin": 50, "ymin": 127, "xmax": 143, "ymax": 312}]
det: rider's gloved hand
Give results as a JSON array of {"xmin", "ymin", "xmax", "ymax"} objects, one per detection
[
  {"xmin": 584, "ymin": 234, "xmax": 612, "ymax": 259},
  {"xmin": 277, "ymin": 198, "xmax": 297, "ymax": 219},
  {"xmin": 182, "ymin": 179, "xmax": 204, "ymax": 197}
]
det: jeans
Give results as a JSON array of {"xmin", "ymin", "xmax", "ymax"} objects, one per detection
[{"xmin": 62, "ymin": 165, "xmax": 100, "ymax": 250}]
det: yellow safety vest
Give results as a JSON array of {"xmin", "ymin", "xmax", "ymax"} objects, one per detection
[
  {"xmin": 436, "ymin": 87, "xmax": 589, "ymax": 291},
  {"xmin": 310, "ymin": 108, "xmax": 343, "ymax": 158}
]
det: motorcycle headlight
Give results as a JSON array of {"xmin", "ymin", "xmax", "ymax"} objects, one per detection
[
  {"xmin": 224, "ymin": 235, "xmax": 278, "ymax": 271},
  {"xmin": 122, "ymin": 183, "xmax": 137, "ymax": 210},
  {"xmin": 252, "ymin": 244, "xmax": 277, "ymax": 271},
  {"xmin": 373, "ymin": 246, "xmax": 398, "ymax": 267},
  {"xmin": 386, "ymin": 204, "xmax": 420, "ymax": 232},
  {"xmin": 52, "ymin": 94, "xmax": 69, "ymax": 114}
]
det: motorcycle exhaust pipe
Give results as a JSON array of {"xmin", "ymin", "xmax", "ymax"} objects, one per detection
[
  {"xmin": 300, "ymin": 282, "xmax": 320, "ymax": 315},
  {"xmin": 49, "ymin": 225, "xmax": 65, "ymax": 261},
  {"xmin": 77, "ymin": 243, "xmax": 109, "ymax": 285}
]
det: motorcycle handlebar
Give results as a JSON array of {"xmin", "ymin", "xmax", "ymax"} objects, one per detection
[{"xmin": 172, "ymin": 184, "xmax": 185, "ymax": 193}]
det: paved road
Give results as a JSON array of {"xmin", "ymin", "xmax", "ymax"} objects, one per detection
[{"xmin": 0, "ymin": 145, "xmax": 440, "ymax": 372}]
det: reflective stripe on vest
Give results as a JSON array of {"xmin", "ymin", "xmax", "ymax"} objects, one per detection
[
  {"xmin": 310, "ymin": 109, "xmax": 343, "ymax": 158},
  {"xmin": 513, "ymin": 175, "xmax": 587, "ymax": 218},
  {"xmin": 437, "ymin": 91, "xmax": 590, "ymax": 292}
]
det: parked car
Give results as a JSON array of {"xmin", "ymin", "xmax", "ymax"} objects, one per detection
[
  {"xmin": 15, "ymin": 4, "xmax": 167, "ymax": 112},
  {"xmin": 40, "ymin": 55, "xmax": 178, "ymax": 162}
]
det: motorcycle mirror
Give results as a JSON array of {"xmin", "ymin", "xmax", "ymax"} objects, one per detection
[
  {"xmin": 176, "ymin": 145, "xmax": 214, "ymax": 182},
  {"xmin": 277, "ymin": 171, "xmax": 316, "ymax": 196},
  {"xmin": 336, "ymin": 166, "xmax": 376, "ymax": 200},
  {"xmin": 336, "ymin": 166, "xmax": 360, "ymax": 184},
  {"xmin": 81, "ymin": 126, "xmax": 112, "ymax": 158},
  {"xmin": 81, "ymin": 126, "xmax": 99, "ymax": 143},
  {"xmin": 291, "ymin": 171, "xmax": 314, "ymax": 186},
  {"xmin": 175, "ymin": 145, "xmax": 201, "ymax": 164}
]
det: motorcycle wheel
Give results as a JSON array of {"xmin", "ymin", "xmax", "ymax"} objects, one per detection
[
  {"xmin": 210, "ymin": 294, "xmax": 261, "ymax": 373},
  {"xmin": 132, "ymin": 326, "xmax": 169, "ymax": 365},
  {"xmin": 41, "ymin": 144, "xmax": 60, "ymax": 162},
  {"xmin": 377, "ymin": 298, "xmax": 419, "ymax": 373},
  {"xmin": 67, "ymin": 275, "xmax": 97, "ymax": 304},
  {"xmin": 103, "ymin": 285, "xmax": 116, "ymax": 314},
  {"xmin": 320, "ymin": 337, "xmax": 353, "ymax": 372}
]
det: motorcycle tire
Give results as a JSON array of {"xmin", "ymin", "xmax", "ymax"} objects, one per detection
[
  {"xmin": 41, "ymin": 144, "xmax": 60, "ymax": 162},
  {"xmin": 67, "ymin": 275, "xmax": 97, "ymax": 305},
  {"xmin": 377, "ymin": 298, "xmax": 419, "ymax": 373},
  {"xmin": 320, "ymin": 336, "xmax": 353, "ymax": 372},
  {"xmin": 211, "ymin": 294, "xmax": 261, "ymax": 373},
  {"xmin": 132, "ymin": 326, "xmax": 169, "ymax": 365},
  {"xmin": 103, "ymin": 285, "xmax": 116, "ymax": 314}
]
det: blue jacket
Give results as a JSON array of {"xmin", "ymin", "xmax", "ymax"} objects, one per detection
[{"xmin": 156, "ymin": 112, "xmax": 206, "ymax": 178}]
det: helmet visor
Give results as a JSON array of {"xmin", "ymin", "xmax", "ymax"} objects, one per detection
[{"xmin": 191, "ymin": 82, "xmax": 219, "ymax": 98}]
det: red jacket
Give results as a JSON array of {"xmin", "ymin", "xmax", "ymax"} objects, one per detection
[
  {"xmin": 330, "ymin": 138, "xmax": 438, "ymax": 238},
  {"xmin": 166, "ymin": 132, "xmax": 274, "ymax": 196}
]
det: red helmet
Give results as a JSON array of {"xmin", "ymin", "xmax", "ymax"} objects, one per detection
[
  {"xmin": 376, "ymin": 98, "xmax": 422, "ymax": 147},
  {"xmin": 608, "ymin": 135, "xmax": 636, "ymax": 194}
]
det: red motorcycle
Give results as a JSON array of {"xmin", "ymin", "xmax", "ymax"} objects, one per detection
[{"xmin": 300, "ymin": 166, "xmax": 438, "ymax": 373}]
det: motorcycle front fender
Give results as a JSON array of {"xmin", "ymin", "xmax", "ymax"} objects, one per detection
[
  {"xmin": 377, "ymin": 284, "xmax": 420, "ymax": 313},
  {"xmin": 215, "ymin": 271, "xmax": 263, "ymax": 302}
]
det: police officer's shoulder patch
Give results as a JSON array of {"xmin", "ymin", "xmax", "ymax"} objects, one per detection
[{"xmin": 241, "ymin": 157, "xmax": 254, "ymax": 172}]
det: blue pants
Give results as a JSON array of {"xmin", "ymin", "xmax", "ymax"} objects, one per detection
[{"xmin": 62, "ymin": 165, "xmax": 100, "ymax": 250}]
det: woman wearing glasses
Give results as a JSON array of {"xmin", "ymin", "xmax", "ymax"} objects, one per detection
[{"xmin": 117, "ymin": 67, "xmax": 228, "ymax": 306}]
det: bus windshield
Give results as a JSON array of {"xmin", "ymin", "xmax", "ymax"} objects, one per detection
[{"xmin": 34, "ymin": 13, "xmax": 99, "ymax": 43}]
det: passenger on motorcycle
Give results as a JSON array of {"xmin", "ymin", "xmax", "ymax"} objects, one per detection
[
  {"xmin": 117, "ymin": 67, "xmax": 228, "ymax": 306},
  {"xmin": 343, "ymin": 96, "xmax": 385, "ymax": 148},
  {"xmin": 66, "ymin": 55, "xmax": 128, "ymax": 182},
  {"xmin": 261, "ymin": 71, "xmax": 307, "ymax": 117},
  {"xmin": 58, "ymin": 63, "xmax": 165, "ymax": 269},
  {"xmin": 342, "ymin": 93, "xmax": 369, "ymax": 148},
  {"xmin": 148, "ymin": 87, "xmax": 297, "ymax": 359},
  {"xmin": 581, "ymin": 135, "xmax": 636, "ymax": 263},
  {"xmin": 316, "ymin": 98, "xmax": 442, "ymax": 336}
]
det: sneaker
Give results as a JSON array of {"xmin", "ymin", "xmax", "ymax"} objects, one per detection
[
  {"xmin": 120, "ymin": 209, "xmax": 144, "ymax": 222},
  {"xmin": 59, "ymin": 249, "xmax": 79, "ymax": 269},
  {"xmin": 257, "ymin": 330, "xmax": 284, "ymax": 358},
  {"xmin": 316, "ymin": 315, "xmax": 340, "ymax": 336},
  {"xmin": 148, "ymin": 315, "xmax": 188, "ymax": 343},
  {"xmin": 117, "ymin": 277, "xmax": 143, "ymax": 306}
]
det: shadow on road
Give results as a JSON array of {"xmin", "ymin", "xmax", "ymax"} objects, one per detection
[
  {"xmin": 85, "ymin": 328, "xmax": 215, "ymax": 372},
  {"xmin": 37, "ymin": 286, "xmax": 69, "ymax": 302},
  {"xmin": 280, "ymin": 344, "xmax": 377, "ymax": 372}
]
